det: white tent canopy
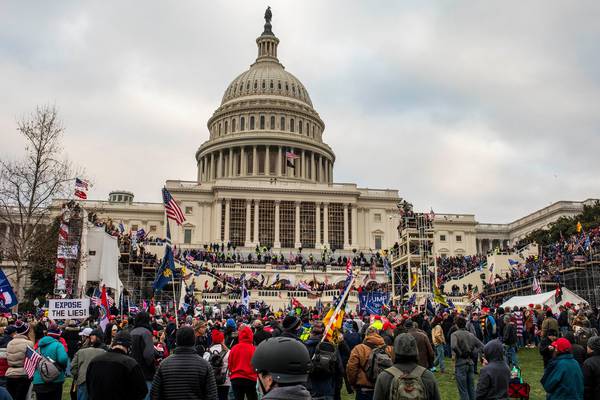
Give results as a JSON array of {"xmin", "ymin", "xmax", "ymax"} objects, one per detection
[{"xmin": 500, "ymin": 287, "xmax": 588, "ymax": 310}]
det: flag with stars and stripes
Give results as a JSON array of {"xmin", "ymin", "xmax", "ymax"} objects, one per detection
[
  {"xmin": 24, "ymin": 346, "xmax": 43, "ymax": 379},
  {"xmin": 162, "ymin": 188, "xmax": 186, "ymax": 225},
  {"xmin": 532, "ymin": 276, "xmax": 542, "ymax": 295}
]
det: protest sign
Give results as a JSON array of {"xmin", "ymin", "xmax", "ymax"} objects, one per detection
[{"xmin": 48, "ymin": 298, "xmax": 90, "ymax": 319}]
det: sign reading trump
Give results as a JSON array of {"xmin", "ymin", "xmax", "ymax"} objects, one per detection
[
  {"xmin": 48, "ymin": 299, "xmax": 90, "ymax": 319},
  {"xmin": 358, "ymin": 292, "xmax": 390, "ymax": 315}
]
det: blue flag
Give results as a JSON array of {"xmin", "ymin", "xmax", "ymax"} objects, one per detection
[
  {"xmin": 0, "ymin": 268, "xmax": 17, "ymax": 311},
  {"xmin": 508, "ymin": 259, "xmax": 519, "ymax": 266},
  {"xmin": 152, "ymin": 223, "xmax": 176, "ymax": 292},
  {"xmin": 406, "ymin": 293, "xmax": 416, "ymax": 308},
  {"xmin": 426, "ymin": 298, "xmax": 436, "ymax": 315},
  {"xmin": 118, "ymin": 223, "xmax": 125, "ymax": 233}
]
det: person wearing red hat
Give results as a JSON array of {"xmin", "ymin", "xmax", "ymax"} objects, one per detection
[
  {"xmin": 203, "ymin": 329, "xmax": 230, "ymax": 400},
  {"xmin": 541, "ymin": 337, "xmax": 584, "ymax": 399},
  {"xmin": 228, "ymin": 326, "xmax": 257, "ymax": 400}
]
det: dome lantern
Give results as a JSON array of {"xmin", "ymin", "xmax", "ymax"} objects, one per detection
[{"xmin": 255, "ymin": 6, "xmax": 279, "ymax": 64}]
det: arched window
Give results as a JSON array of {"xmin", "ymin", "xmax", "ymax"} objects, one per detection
[
  {"xmin": 306, "ymin": 122, "xmax": 309, "ymax": 135},
  {"xmin": 270, "ymin": 116, "xmax": 275, "ymax": 129},
  {"xmin": 240, "ymin": 117, "xmax": 245, "ymax": 131},
  {"xmin": 260, "ymin": 115, "xmax": 265, "ymax": 130},
  {"xmin": 312, "ymin": 125, "xmax": 315, "ymax": 137},
  {"xmin": 250, "ymin": 116, "xmax": 255, "ymax": 130},
  {"xmin": 290, "ymin": 118, "xmax": 295, "ymax": 132},
  {"xmin": 218, "ymin": 123, "xmax": 222, "ymax": 135},
  {"xmin": 278, "ymin": 81, "xmax": 282, "ymax": 90},
  {"xmin": 285, "ymin": 82, "xmax": 289, "ymax": 91},
  {"xmin": 262, "ymin": 80, "xmax": 266, "ymax": 89},
  {"xmin": 224, "ymin": 120, "xmax": 228, "ymax": 134},
  {"xmin": 246, "ymin": 82, "xmax": 250, "ymax": 90},
  {"xmin": 298, "ymin": 120, "xmax": 303, "ymax": 134},
  {"xmin": 280, "ymin": 117, "xmax": 285, "ymax": 130},
  {"xmin": 292, "ymin": 85, "xmax": 296, "ymax": 94},
  {"xmin": 254, "ymin": 81, "xmax": 258, "ymax": 89},
  {"xmin": 270, "ymin": 80, "xmax": 274, "ymax": 89},
  {"xmin": 232, "ymin": 119, "xmax": 236, "ymax": 133}
]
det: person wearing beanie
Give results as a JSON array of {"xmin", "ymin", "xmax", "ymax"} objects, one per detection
[
  {"xmin": 86, "ymin": 331, "xmax": 148, "ymax": 400},
  {"xmin": 281, "ymin": 315, "xmax": 302, "ymax": 340},
  {"xmin": 541, "ymin": 337, "xmax": 584, "ymax": 399},
  {"xmin": 406, "ymin": 319, "xmax": 434, "ymax": 370},
  {"xmin": 129, "ymin": 311, "xmax": 155, "ymax": 399},
  {"xmin": 475, "ymin": 339, "xmax": 510, "ymax": 400},
  {"xmin": 6, "ymin": 321, "xmax": 33, "ymax": 400},
  {"xmin": 583, "ymin": 336, "xmax": 600, "ymax": 400},
  {"xmin": 71, "ymin": 328, "xmax": 107, "ymax": 400},
  {"xmin": 151, "ymin": 326, "xmax": 218, "ymax": 400},
  {"xmin": 203, "ymin": 329, "xmax": 231, "ymax": 400},
  {"xmin": 31, "ymin": 322, "xmax": 70, "ymax": 400},
  {"xmin": 228, "ymin": 326, "xmax": 257, "ymax": 400},
  {"xmin": 542, "ymin": 309, "xmax": 559, "ymax": 338},
  {"xmin": 373, "ymin": 333, "xmax": 441, "ymax": 400},
  {"xmin": 194, "ymin": 320, "xmax": 211, "ymax": 355},
  {"xmin": 450, "ymin": 316, "xmax": 483, "ymax": 400}
]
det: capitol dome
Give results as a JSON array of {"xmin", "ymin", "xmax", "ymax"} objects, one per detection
[{"xmin": 196, "ymin": 9, "xmax": 335, "ymax": 185}]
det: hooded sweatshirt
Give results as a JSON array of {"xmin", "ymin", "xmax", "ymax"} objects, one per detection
[
  {"xmin": 228, "ymin": 327, "xmax": 257, "ymax": 381},
  {"xmin": 32, "ymin": 336, "xmax": 69, "ymax": 385},
  {"xmin": 475, "ymin": 339, "xmax": 510, "ymax": 400}
]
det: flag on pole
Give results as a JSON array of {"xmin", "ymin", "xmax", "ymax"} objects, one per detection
[
  {"xmin": 74, "ymin": 178, "xmax": 89, "ymax": 200},
  {"xmin": 0, "ymin": 268, "xmax": 18, "ymax": 312},
  {"xmin": 286, "ymin": 150, "xmax": 299, "ymax": 169},
  {"xmin": 152, "ymin": 223, "xmax": 176, "ymax": 292},
  {"xmin": 433, "ymin": 284, "xmax": 448, "ymax": 307},
  {"xmin": 405, "ymin": 293, "xmax": 416, "ymax": 308},
  {"xmin": 508, "ymin": 259, "xmax": 519, "ymax": 266},
  {"xmin": 118, "ymin": 222, "xmax": 125, "ymax": 233},
  {"xmin": 99, "ymin": 285, "xmax": 111, "ymax": 331},
  {"xmin": 162, "ymin": 188, "xmax": 186, "ymax": 225},
  {"xmin": 487, "ymin": 263, "xmax": 495, "ymax": 285},
  {"xmin": 242, "ymin": 280, "xmax": 250, "ymax": 309},
  {"xmin": 554, "ymin": 283, "xmax": 563, "ymax": 303},
  {"xmin": 532, "ymin": 276, "xmax": 542, "ymax": 295},
  {"xmin": 346, "ymin": 258, "xmax": 352, "ymax": 277},
  {"xmin": 24, "ymin": 346, "xmax": 43, "ymax": 379},
  {"xmin": 410, "ymin": 271, "xmax": 419, "ymax": 289}
]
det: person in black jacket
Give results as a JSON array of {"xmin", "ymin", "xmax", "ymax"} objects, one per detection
[
  {"xmin": 583, "ymin": 336, "xmax": 600, "ymax": 400},
  {"xmin": 130, "ymin": 312, "xmax": 156, "ymax": 398},
  {"xmin": 252, "ymin": 320, "xmax": 271, "ymax": 346},
  {"xmin": 564, "ymin": 332, "xmax": 587, "ymax": 367},
  {"xmin": 540, "ymin": 329, "xmax": 559, "ymax": 368},
  {"xmin": 503, "ymin": 317, "xmax": 519, "ymax": 368},
  {"xmin": 151, "ymin": 326, "xmax": 217, "ymax": 400},
  {"xmin": 475, "ymin": 339, "xmax": 510, "ymax": 400},
  {"xmin": 86, "ymin": 331, "xmax": 148, "ymax": 400}
]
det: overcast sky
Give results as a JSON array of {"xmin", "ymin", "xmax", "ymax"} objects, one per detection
[{"xmin": 1, "ymin": 1, "xmax": 599, "ymax": 223}]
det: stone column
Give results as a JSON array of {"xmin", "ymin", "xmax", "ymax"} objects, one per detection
[
  {"xmin": 351, "ymin": 204, "xmax": 358, "ymax": 248},
  {"xmin": 253, "ymin": 200, "xmax": 260, "ymax": 245},
  {"xmin": 301, "ymin": 150, "xmax": 306, "ymax": 179},
  {"xmin": 210, "ymin": 153, "xmax": 215, "ymax": 180},
  {"xmin": 241, "ymin": 147, "xmax": 246, "ymax": 176},
  {"xmin": 229, "ymin": 148, "xmax": 234, "ymax": 177},
  {"xmin": 217, "ymin": 150, "xmax": 223, "ymax": 178},
  {"xmin": 265, "ymin": 145, "xmax": 270, "ymax": 175},
  {"xmin": 276, "ymin": 146, "xmax": 282, "ymax": 177},
  {"xmin": 323, "ymin": 202, "xmax": 329, "ymax": 247},
  {"xmin": 253, "ymin": 146, "xmax": 258, "ymax": 176},
  {"xmin": 315, "ymin": 202, "xmax": 321, "ymax": 246},
  {"xmin": 245, "ymin": 200, "xmax": 252, "ymax": 246},
  {"xmin": 224, "ymin": 199, "xmax": 231, "ymax": 242},
  {"xmin": 274, "ymin": 200, "xmax": 281, "ymax": 248},
  {"xmin": 214, "ymin": 199, "xmax": 222, "ymax": 242},
  {"xmin": 343, "ymin": 203, "xmax": 349, "ymax": 249},
  {"xmin": 294, "ymin": 201, "xmax": 301, "ymax": 248},
  {"xmin": 311, "ymin": 152, "xmax": 316, "ymax": 181}
]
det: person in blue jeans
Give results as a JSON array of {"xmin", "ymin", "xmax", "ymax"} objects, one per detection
[{"xmin": 451, "ymin": 317, "xmax": 483, "ymax": 400}]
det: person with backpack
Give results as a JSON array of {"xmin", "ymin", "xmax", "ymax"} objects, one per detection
[
  {"xmin": 151, "ymin": 326, "xmax": 218, "ymax": 400},
  {"xmin": 475, "ymin": 339, "xmax": 510, "ymax": 400},
  {"xmin": 575, "ymin": 320, "xmax": 598, "ymax": 349},
  {"xmin": 451, "ymin": 316, "xmax": 483, "ymax": 400},
  {"xmin": 346, "ymin": 325, "xmax": 393, "ymax": 400},
  {"xmin": 228, "ymin": 326, "xmax": 257, "ymax": 400},
  {"xmin": 6, "ymin": 321, "xmax": 33, "ymax": 400},
  {"xmin": 304, "ymin": 321, "xmax": 344, "ymax": 400},
  {"xmin": 31, "ymin": 324, "xmax": 69, "ymax": 400},
  {"xmin": 483, "ymin": 309, "xmax": 497, "ymax": 343},
  {"xmin": 502, "ymin": 317, "xmax": 519, "ymax": 368},
  {"xmin": 203, "ymin": 329, "xmax": 231, "ymax": 400},
  {"xmin": 373, "ymin": 333, "xmax": 441, "ymax": 400},
  {"xmin": 130, "ymin": 312, "xmax": 156, "ymax": 400}
]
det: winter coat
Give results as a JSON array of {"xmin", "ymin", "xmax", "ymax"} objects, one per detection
[
  {"xmin": 541, "ymin": 353, "xmax": 584, "ymax": 400},
  {"xmin": 71, "ymin": 346, "xmax": 106, "ymax": 385},
  {"xmin": 475, "ymin": 340, "xmax": 510, "ymax": 400},
  {"xmin": 542, "ymin": 316, "xmax": 559, "ymax": 337},
  {"xmin": 408, "ymin": 328, "xmax": 434, "ymax": 369},
  {"xmin": 32, "ymin": 336, "xmax": 69, "ymax": 385},
  {"xmin": 262, "ymin": 384, "xmax": 312, "ymax": 400},
  {"xmin": 582, "ymin": 352, "xmax": 600, "ymax": 400},
  {"xmin": 151, "ymin": 346, "xmax": 218, "ymax": 400},
  {"xmin": 228, "ymin": 327, "xmax": 257, "ymax": 381},
  {"xmin": 130, "ymin": 325, "xmax": 156, "ymax": 380},
  {"xmin": 373, "ymin": 361, "xmax": 441, "ymax": 400},
  {"xmin": 451, "ymin": 328, "xmax": 483, "ymax": 367},
  {"xmin": 431, "ymin": 325, "xmax": 445, "ymax": 346},
  {"xmin": 86, "ymin": 348, "xmax": 148, "ymax": 400},
  {"xmin": 5, "ymin": 334, "xmax": 33, "ymax": 377},
  {"xmin": 539, "ymin": 336, "xmax": 556, "ymax": 368},
  {"xmin": 253, "ymin": 327, "xmax": 272, "ymax": 346},
  {"xmin": 304, "ymin": 335, "xmax": 344, "ymax": 398},
  {"xmin": 346, "ymin": 333, "xmax": 393, "ymax": 389},
  {"xmin": 203, "ymin": 343, "xmax": 230, "ymax": 386},
  {"xmin": 62, "ymin": 326, "xmax": 81, "ymax": 359},
  {"xmin": 503, "ymin": 323, "xmax": 517, "ymax": 346}
]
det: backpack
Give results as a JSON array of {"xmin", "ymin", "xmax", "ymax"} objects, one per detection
[
  {"xmin": 386, "ymin": 365, "xmax": 427, "ymax": 400},
  {"xmin": 38, "ymin": 356, "xmax": 63, "ymax": 383},
  {"xmin": 487, "ymin": 316, "xmax": 497, "ymax": 336},
  {"xmin": 208, "ymin": 348, "xmax": 228, "ymax": 385},
  {"xmin": 365, "ymin": 345, "xmax": 393, "ymax": 384},
  {"xmin": 576, "ymin": 327, "xmax": 597, "ymax": 348},
  {"xmin": 311, "ymin": 342, "xmax": 337, "ymax": 374}
]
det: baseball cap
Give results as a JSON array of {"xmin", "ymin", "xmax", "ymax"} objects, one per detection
[
  {"xmin": 79, "ymin": 327, "xmax": 93, "ymax": 337},
  {"xmin": 551, "ymin": 337, "xmax": 572, "ymax": 353}
]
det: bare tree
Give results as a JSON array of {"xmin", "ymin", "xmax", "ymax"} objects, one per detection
[{"xmin": 0, "ymin": 105, "xmax": 76, "ymax": 302}]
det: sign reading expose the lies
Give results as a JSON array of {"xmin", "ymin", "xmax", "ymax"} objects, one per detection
[{"xmin": 48, "ymin": 298, "xmax": 90, "ymax": 319}]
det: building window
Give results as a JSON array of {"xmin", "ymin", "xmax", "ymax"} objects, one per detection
[
  {"xmin": 185, "ymin": 206, "xmax": 193, "ymax": 215},
  {"xmin": 224, "ymin": 120, "xmax": 228, "ymax": 134},
  {"xmin": 184, "ymin": 229, "xmax": 192, "ymax": 244},
  {"xmin": 230, "ymin": 199, "xmax": 246, "ymax": 247},
  {"xmin": 270, "ymin": 80, "xmax": 274, "ymax": 89},
  {"xmin": 312, "ymin": 126, "xmax": 316, "ymax": 137},
  {"xmin": 374, "ymin": 235, "xmax": 382, "ymax": 250},
  {"xmin": 280, "ymin": 117, "xmax": 285, "ymax": 130},
  {"xmin": 328, "ymin": 203, "xmax": 344, "ymax": 250},
  {"xmin": 298, "ymin": 120, "xmax": 303, "ymax": 134},
  {"xmin": 278, "ymin": 81, "xmax": 282, "ymax": 90},
  {"xmin": 131, "ymin": 224, "xmax": 138, "ymax": 231},
  {"xmin": 262, "ymin": 80, "xmax": 265, "ymax": 89},
  {"xmin": 440, "ymin": 234, "xmax": 446, "ymax": 241},
  {"xmin": 270, "ymin": 116, "xmax": 275, "ymax": 129},
  {"xmin": 250, "ymin": 116, "xmax": 255, "ymax": 130},
  {"xmin": 240, "ymin": 117, "xmax": 245, "ymax": 131},
  {"xmin": 260, "ymin": 115, "xmax": 265, "ymax": 129},
  {"xmin": 300, "ymin": 202, "xmax": 315, "ymax": 249},
  {"xmin": 280, "ymin": 201, "xmax": 295, "ymax": 248},
  {"xmin": 259, "ymin": 200, "xmax": 275, "ymax": 247},
  {"xmin": 232, "ymin": 119, "xmax": 236, "ymax": 133},
  {"xmin": 456, "ymin": 235, "xmax": 462, "ymax": 242},
  {"xmin": 290, "ymin": 118, "xmax": 295, "ymax": 132},
  {"xmin": 374, "ymin": 213, "xmax": 382, "ymax": 223},
  {"xmin": 306, "ymin": 122, "xmax": 309, "ymax": 135}
]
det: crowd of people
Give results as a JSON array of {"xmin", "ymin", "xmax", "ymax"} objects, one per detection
[{"xmin": 0, "ymin": 296, "xmax": 599, "ymax": 400}]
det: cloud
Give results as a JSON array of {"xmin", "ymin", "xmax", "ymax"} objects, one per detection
[{"xmin": 1, "ymin": 1, "xmax": 599, "ymax": 223}]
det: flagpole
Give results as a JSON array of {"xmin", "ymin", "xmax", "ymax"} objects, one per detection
[{"xmin": 320, "ymin": 272, "xmax": 356, "ymax": 344}]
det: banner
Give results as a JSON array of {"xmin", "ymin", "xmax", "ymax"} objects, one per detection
[
  {"xmin": 48, "ymin": 298, "xmax": 90, "ymax": 319},
  {"xmin": 359, "ymin": 291, "xmax": 390, "ymax": 315},
  {"xmin": 57, "ymin": 245, "xmax": 79, "ymax": 259}
]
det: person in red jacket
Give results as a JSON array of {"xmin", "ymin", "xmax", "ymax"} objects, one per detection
[{"xmin": 228, "ymin": 326, "xmax": 257, "ymax": 400}]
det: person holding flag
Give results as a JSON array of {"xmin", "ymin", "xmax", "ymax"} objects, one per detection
[{"xmin": 6, "ymin": 321, "xmax": 33, "ymax": 400}]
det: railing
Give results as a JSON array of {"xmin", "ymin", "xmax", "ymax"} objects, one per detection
[{"xmin": 443, "ymin": 262, "xmax": 487, "ymax": 283}]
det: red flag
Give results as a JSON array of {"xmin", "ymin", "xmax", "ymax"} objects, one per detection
[
  {"xmin": 149, "ymin": 298, "xmax": 156, "ymax": 315},
  {"xmin": 101, "ymin": 285, "xmax": 111, "ymax": 319},
  {"xmin": 74, "ymin": 190, "xmax": 87, "ymax": 200},
  {"xmin": 204, "ymin": 280, "xmax": 209, "ymax": 290}
]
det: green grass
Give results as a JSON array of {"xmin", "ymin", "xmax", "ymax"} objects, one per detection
[{"xmin": 62, "ymin": 348, "xmax": 546, "ymax": 399}]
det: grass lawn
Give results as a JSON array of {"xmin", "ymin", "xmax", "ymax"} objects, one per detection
[{"xmin": 61, "ymin": 348, "xmax": 546, "ymax": 399}]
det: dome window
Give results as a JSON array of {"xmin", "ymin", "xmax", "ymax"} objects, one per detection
[
  {"xmin": 292, "ymin": 85, "xmax": 296, "ymax": 94},
  {"xmin": 270, "ymin": 116, "xmax": 275, "ymax": 129},
  {"xmin": 246, "ymin": 82, "xmax": 250, "ymax": 90},
  {"xmin": 254, "ymin": 81, "xmax": 258, "ymax": 89},
  {"xmin": 285, "ymin": 83, "xmax": 289, "ymax": 91},
  {"xmin": 270, "ymin": 80, "xmax": 274, "ymax": 89},
  {"xmin": 232, "ymin": 119, "xmax": 236, "ymax": 133},
  {"xmin": 290, "ymin": 118, "xmax": 295, "ymax": 132},
  {"xmin": 299, "ymin": 119, "xmax": 303, "ymax": 134},
  {"xmin": 260, "ymin": 116, "xmax": 265, "ymax": 130},
  {"xmin": 262, "ymin": 80, "xmax": 266, "ymax": 89},
  {"xmin": 240, "ymin": 117, "xmax": 245, "ymax": 131},
  {"xmin": 250, "ymin": 116, "xmax": 255, "ymax": 130},
  {"xmin": 280, "ymin": 116, "xmax": 285, "ymax": 130},
  {"xmin": 278, "ymin": 81, "xmax": 282, "ymax": 90},
  {"xmin": 224, "ymin": 120, "xmax": 228, "ymax": 134},
  {"xmin": 306, "ymin": 122, "xmax": 309, "ymax": 135},
  {"xmin": 218, "ymin": 123, "xmax": 222, "ymax": 135}
]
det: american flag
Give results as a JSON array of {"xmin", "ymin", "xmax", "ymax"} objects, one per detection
[
  {"xmin": 346, "ymin": 259, "xmax": 352, "ymax": 277},
  {"xmin": 285, "ymin": 151, "xmax": 300, "ymax": 160},
  {"xmin": 24, "ymin": 346, "xmax": 43, "ymax": 378},
  {"xmin": 162, "ymin": 188, "xmax": 186, "ymax": 225},
  {"xmin": 75, "ymin": 178, "xmax": 89, "ymax": 191},
  {"xmin": 58, "ymin": 223, "xmax": 69, "ymax": 242},
  {"xmin": 532, "ymin": 276, "xmax": 542, "ymax": 295},
  {"xmin": 91, "ymin": 289, "xmax": 114, "ymax": 307}
]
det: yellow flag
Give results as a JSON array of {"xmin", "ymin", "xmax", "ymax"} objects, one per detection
[
  {"xmin": 433, "ymin": 284, "xmax": 448, "ymax": 307},
  {"xmin": 577, "ymin": 221, "xmax": 582, "ymax": 233},
  {"xmin": 323, "ymin": 307, "xmax": 344, "ymax": 342},
  {"xmin": 410, "ymin": 272, "xmax": 419, "ymax": 289}
]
